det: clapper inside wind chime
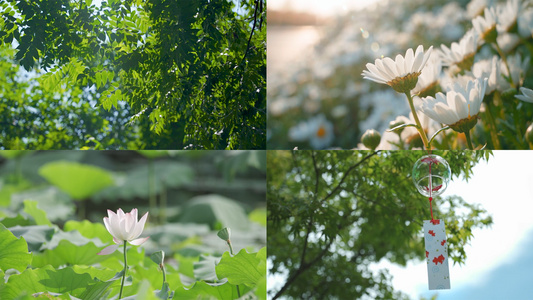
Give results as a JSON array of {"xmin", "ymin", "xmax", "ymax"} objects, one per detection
[{"xmin": 412, "ymin": 154, "xmax": 452, "ymax": 290}]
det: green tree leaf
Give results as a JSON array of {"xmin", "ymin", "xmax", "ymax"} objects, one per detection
[
  {"xmin": 267, "ymin": 150, "xmax": 493, "ymax": 299},
  {"xmin": 0, "ymin": 223, "xmax": 32, "ymax": 272}
]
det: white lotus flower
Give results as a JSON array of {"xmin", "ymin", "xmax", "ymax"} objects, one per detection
[
  {"xmin": 515, "ymin": 87, "xmax": 533, "ymax": 103},
  {"xmin": 439, "ymin": 29, "xmax": 478, "ymax": 70},
  {"xmin": 362, "ymin": 45, "xmax": 433, "ymax": 93},
  {"xmin": 419, "ymin": 78, "xmax": 488, "ymax": 133},
  {"xmin": 97, "ymin": 208, "xmax": 149, "ymax": 255}
]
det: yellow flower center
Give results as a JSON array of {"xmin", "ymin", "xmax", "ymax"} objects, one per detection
[
  {"xmin": 316, "ymin": 126, "xmax": 326, "ymax": 138},
  {"xmin": 456, "ymin": 52, "xmax": 475, "ymax": 71},
  {"xmin": 387, "ymin": 72, "xmax": 421, "ymax": 94},
  {"xmin": 449, "ymin": 114, "xmax": 478, "ymax": 133}
]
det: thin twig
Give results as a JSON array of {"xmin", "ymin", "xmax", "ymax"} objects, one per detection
[
  {"xmin": 324, "ymin": 151, "xmax": 379, "ymax": 202},
  {"xmin": 239, "ymin": 0, "xmax": 260, "ymax": 66}
]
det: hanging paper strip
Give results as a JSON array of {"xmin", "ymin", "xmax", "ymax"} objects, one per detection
[{"xmin": 423, "ymin": 219, "xmax": 450, "ymax": 290}]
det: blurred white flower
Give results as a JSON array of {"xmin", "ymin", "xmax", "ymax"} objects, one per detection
[
  {"xmin": 98, "ymin": 208, "xmax": 149, "ymax": 255},
  {"xmin": 496, "ymin": 32, "xmax": 521, "ymax": 53},
  {"xmin": 467, "ymin": 0, "xmax": 494, "ymax": 19},
  {"xmin": 496, "ymin": 0, "xmax": 524, "ymax": 33},
  {"xmin": 402, "ymin": 112, "xmax": 441, "ymax": 147},
  {"xmin": 412, "ymin": 55, "xmax": 443, "ymax": 96},
  {"xmin": 419, "ymin": 78, "xmax": 488, "ymax": 132},
  {"xmin": 472, "ymin": 7, "xmax": 498, "ymax": 43},
  {"xmin": 359, "ymin": 90, "xmax": 409, "ymax": 133},
  {"xmin": 289, "ymin": 114, "xmax": 334, "ymax": 149},
  {"xmin": 515, "ymin": 87, "xmax": 533, "ymax": 103},
  {"xmin": 502, "ymin": 54, "xmax": 530, "ymax": 87},
  {"xmin": 472, "ymin": 56, "xmax": 504, "ymax": 94},
  {"xmin": 439, "ymin": 29, "xmax": 478, "ymax": 70},
  {"xmin": 518, "ymin": 8, "xmax": 533, "ymax": 37},
  {"xmin": 362, "ymin": 45, "xmax": 433, "ymax": 93}
]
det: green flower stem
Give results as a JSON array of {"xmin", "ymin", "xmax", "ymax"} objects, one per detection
[
  {"xmin": 465, "ymin": 130, "xmax": 474, "ymax": 150},
  {"xmin": 485, "ymin": 96, "xmax": 501, "ymax": 149},
  {"xmin": 148, "ymin": 159, "xmax": 157, "ymax": 224},
  {"xmin": 227, "ymin": 240, "xmax": 240, "ymax": 298},
  {"xmin": 493, "ymin": 42, "xmax": 515, "ymax": 88},
  {"xmin": 227, "ymin": 241, "xmax": 234, "ymax": 256},
  {"xmin": 161, "ymin": 264, "xmax": 166, "ymax": 284},
  {"xmin": 119, "ymin": 242, "xmax": 127, "ymax": 299},
  {"xmin": 161, "ymin": 188, "xmax": 167, "ymax": 224},
  {"xmin": 405, "ymin": 92, "xmax": 430, "ymax": 149}
]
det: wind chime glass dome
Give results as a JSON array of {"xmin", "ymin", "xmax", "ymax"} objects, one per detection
[{"xmin": 412, "ymin": 154, "xmax": 452, "ymax": 198}]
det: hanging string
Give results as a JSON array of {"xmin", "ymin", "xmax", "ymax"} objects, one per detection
[{"xmin": 427, "ymin": 149, "xmax": 439, "ymax": 225}]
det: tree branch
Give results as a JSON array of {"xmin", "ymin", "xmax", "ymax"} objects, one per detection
[
  {"xmin": 272, "ymin": 237, "xmax": 335, "ymax": 300},
  {"xmin": 239, "ymin": 0, "xmax": 260, "ymax": 67},
  {"xmin": 311, "ymin": 151, "xmax": 319, "ymax": 196},
  {"xmin": 324, "ymin": 151, "xmax": 379, "ymax": 202}
]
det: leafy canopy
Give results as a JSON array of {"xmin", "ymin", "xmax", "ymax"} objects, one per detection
[
  {"xmin": 267, "ymin": 150, "xmax": 493, "ymax": 299},
  {"xmin": 0, "ymin": 0, "xmax": 265, "ymax": 149}
]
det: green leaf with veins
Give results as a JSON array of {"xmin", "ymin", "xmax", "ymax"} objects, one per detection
[
  {"xmin": 0, "ymin": 223, "xmax": 32, "ymax": 272},
  {"xmin": 215, "ymin": 248, "xmax": 264, "ymax": 287},
  {"xmin": 0, "ymin": 265, "xmax": 96, "ymax": 299}
]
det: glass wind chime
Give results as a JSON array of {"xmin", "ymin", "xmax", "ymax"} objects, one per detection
[{"xmin": 412, "ymin": 154, "xmax": 451, "ymax": 290}]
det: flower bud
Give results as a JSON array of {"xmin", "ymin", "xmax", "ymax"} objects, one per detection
[
  {"xmin": 217, "ymin": 227, "xmax": 231, "ymax": 241},
  {"xmin": 361, "ymin": 129, "xmax": 381, "ymax": 150},
  {"xmin": 526, "ymin": 123, "xmax": 533, "ymax": 145},
  {"xmin": 389, "ymin": 119, "xmax": 406, "ymax": 134}
]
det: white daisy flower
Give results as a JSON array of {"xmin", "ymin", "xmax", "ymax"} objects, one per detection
[
  {"xmin": 362, "ymin": 45, "xmax": 433, "ymax": 93},
  {"xmin": 439, "ymin": 29, "xmax": 478, "ymax": 70},
  {"xmin": 419, "ymin": 78, "xmax": 488, "ymax": 133},
  {"xmin": 518, "ymin": 8, "xmax": 533, "ymax": 38},
  {"xmin": 412, "ymin": 55, "xmax": 443, "ymax": 97},
  {"xmin": 496, "ymin": 0, "xmax": 525, "ymax": 33},
  {"xmin": 515, "ymin": 87, "xmax": 533, "ymax": 103},
  {"xmin": 472, "ymin": 6, "xmax": 498, "ymax": 43},
  {"xmin": 502, "ymin": 54, "xmax": 530, "ymax": 87},
  {"xmin": 288, "ymin": 114, "xmax": 334, "ymax": 149},
  {"xmin": 467, "ymin": 0, "xmax": 494, "ymax": 19},
  {"xmin": 472, "ymin": 56, "xmax": 505, "ymax": 94}
]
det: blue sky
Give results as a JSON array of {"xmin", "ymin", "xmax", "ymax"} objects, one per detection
[{"xmin": 438, "ymin": 229, "xmax": 533, "ymax": 300}]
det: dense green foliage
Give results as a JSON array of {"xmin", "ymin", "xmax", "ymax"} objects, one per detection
[
  {"xmin": 0, "ymin": 0, "xmax": 266, "ymax": 149},
  {"xmin": 267, "ymin": 150, "xmax": 493, "ymax": 299}
]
